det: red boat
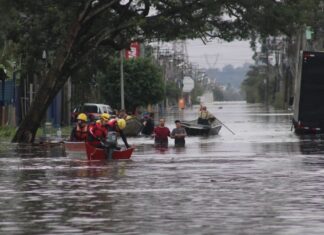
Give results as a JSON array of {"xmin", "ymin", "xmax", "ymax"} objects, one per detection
[
  {"xmin": 64, "ymin": 141, "xmax": 86, "ymax": 152},
  {"xmin": 85, "ymin": 142, "xmax": 134, "ymax": 160}
]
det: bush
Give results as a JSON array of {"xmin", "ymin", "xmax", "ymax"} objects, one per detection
[{"xmin": 0, "ymin": 126, "xmax": 16, "ymax": 140}]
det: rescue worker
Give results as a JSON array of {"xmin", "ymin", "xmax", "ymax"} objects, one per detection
[
  {"xmin": 87, "ymin": 113, "xmax": 110, "ymax": 148},
  {"xmin": 197, "ymin": 106, "xmax": 216, "ymax": 125},
  {"xmin": 107, "ymin": 118, "xmax": 130, "ymax": 149},
  {"xmin": 70, "ymin": 113, "xmax": 88, "ymax": 141}
]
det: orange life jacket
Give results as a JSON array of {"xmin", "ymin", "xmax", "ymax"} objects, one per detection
[{"xmin": 75, "ymin": 125, "xmax": 88, "ymax": 141}]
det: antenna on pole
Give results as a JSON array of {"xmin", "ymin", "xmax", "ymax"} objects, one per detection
[{"xmin": 204, "ymin": 54, "xmax": 219, "ymax": 69}]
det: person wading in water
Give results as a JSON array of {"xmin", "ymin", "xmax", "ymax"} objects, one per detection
[
  {"xmin": 152, "ymin": 118, "xmax": 170, "ymax": 148},
  {"xmin": 171, "ymin": 120, "xmax": 187, "ymax": 147}
]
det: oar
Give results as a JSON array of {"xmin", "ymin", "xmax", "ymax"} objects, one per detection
[{"xmin": 216, "ymin": 118, "xmax": 236, "ymax": 135}]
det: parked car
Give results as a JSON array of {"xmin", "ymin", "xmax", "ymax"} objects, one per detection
[{"xmin": 71, "ymin": 103, "xmax": 113, "ymax": 122}]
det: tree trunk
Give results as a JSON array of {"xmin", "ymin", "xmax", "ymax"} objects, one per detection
[
  {"xmin": 11, "ymin": 2, "xmax": 94, "ymax": 143},
  {"xmin": 12, "ymin": 67, "xmax": 69, "ymax": 143},
  {"xmin": 12, "ymin": 27, "xmax": 78, "ymax": 143}
]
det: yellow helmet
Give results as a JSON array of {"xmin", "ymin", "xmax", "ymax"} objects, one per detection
[
  {"xmin": 101, "ymin": 113, "xmax": 110, "ymax": 120},
  {"xmin": 125, "ymin": 115, "xmax": 133, "ymax": 120},
  {"xmin": 117, "ymin": 118, "xmax": 126, "ymax": 130},
  {"xmin": 77, "ymin": 113, "xmax": 87, "ymax": 122}
]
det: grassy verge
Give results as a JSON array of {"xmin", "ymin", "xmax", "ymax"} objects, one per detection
[
  {"xmin": 0, "ymin": 126, "xmax": 16, "ymax": 141},
  {"xmin": 0, "ymin": 126, "xmax": 73, "ymax": 142}
]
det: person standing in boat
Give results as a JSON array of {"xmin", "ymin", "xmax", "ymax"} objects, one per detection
[
  {"xmin": 107, "ymin": 118, "xmax": 131, "ymax": 149},
  {"xmin": 171, "ymin": 120, "xmax": 187, "ymax": 147},
  {"xmin": 87, "ymin": 113, "xmax": 110, "ymax": 148},
  {"xmin": 197, "ymin": 105, "xmax": 216, "ymax": 125},
  {"xmin": 153, "ymin": 118, "xmax": 170, "ymax": 148},
  {"xmin": 70, "ymin": 113, "xmax": 88, "ymax": 141}
]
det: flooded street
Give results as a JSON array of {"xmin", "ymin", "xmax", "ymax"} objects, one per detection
[{"xmin": 2, "ymin": 101, "xmax": 324, "ymax": 234}]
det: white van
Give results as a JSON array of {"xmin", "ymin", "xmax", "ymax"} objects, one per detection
[{"xmin": 72, "ymin": 103, "xmax": 113, "ymax": 122}]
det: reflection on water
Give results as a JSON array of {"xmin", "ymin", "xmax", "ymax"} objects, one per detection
[{"xmin": 2, "ymin": 102, "xmax": 324, "ymax": 234}]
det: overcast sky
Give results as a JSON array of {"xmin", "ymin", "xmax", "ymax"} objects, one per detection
[{"xmin": 186, "ymin": 39, "xmax": 255, "ymax": 70}]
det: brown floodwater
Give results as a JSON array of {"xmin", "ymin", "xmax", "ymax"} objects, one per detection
[{"xmin": 1, "ymin": 102, "xmax": 324, "ymax": 235}]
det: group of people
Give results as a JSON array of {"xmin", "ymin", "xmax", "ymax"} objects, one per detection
[
  {"xmin": 71, "ymin": 105, "xmax": 215, "ymax": 149},
  {"xmin": 153, "ymin": 105, "xmax": 217, "ymax": 148},
  {"xmin": 153, "ymin": 118, "xmax": 187, "ymax": 148},
  {"xmin": 139, "ymin": 112, "xmax": 187, "ymax": 148},
  {"xmin": 70, "ymin": 112, "xmax": 130, "ymax": 150}
]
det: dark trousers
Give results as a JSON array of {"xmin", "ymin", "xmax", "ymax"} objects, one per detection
[
  {"xmin": 155, "ymin": 138, "xmax": 168, "ymax": 148},
  {"xmin": 175, "ymin": 138, "xmax": 185, "ymax": 147},
  {"xmin": 197, "ymin": 118, "xmax": 209, "ymax": 125}
]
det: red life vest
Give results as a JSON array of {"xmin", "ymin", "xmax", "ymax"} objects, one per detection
[
  {"xmin": 108, "ymin": 119, "xmax": 117, "ymax": 127},
  {"xmin": 74, "ymin": 125, "xmax": 88, "ymax": 141},
  {"xmin": 88, "ymin": 122, "xmax": 108, "ymax": 146}
]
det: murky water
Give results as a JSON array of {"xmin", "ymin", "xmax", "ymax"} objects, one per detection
[{"xmin": 1, "ymin": 102, "xmax": 324, "ymax": 235}]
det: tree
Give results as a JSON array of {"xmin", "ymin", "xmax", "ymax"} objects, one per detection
[
  {"xmin": 98, "ymin": 58, "xmax": 165, "ymax": 112},
  {"xmin": 241, "ymin": 65, "xmax": 266, "ymax": 103},
  {"xmin": 165, "ymin": 80, "xmax": 182, "ymax": 105},
  {"xmin": 0, "ymin": 0, "xmax": 317, "ymax": 142},
  {"xmin": 212, "ymin": 86, "xmax": 225, "ymax": 101}
]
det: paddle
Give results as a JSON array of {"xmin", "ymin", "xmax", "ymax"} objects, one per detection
[{"xmin": 216, "ymin": 118, "xmax": 236, "ymax": 135}]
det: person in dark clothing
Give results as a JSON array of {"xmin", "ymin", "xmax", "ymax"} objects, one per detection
[
  {"xmin": 141, "ymin": 112, "xmax": 154, "ymax": 136},
  {"xmin": 171, "ymin": 120, "xmax": 187, "ymax": 147}
]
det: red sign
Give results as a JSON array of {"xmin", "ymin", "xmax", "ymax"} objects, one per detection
[{"xmin": 125, "ymin": 42, "xmax": 140, "ymax": 59}]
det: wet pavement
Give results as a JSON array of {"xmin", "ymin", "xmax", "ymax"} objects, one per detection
[{"xmin": 1, "ymin": 102, "xmax": 324, "ymax": 234}]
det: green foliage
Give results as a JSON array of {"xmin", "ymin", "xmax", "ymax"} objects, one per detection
[
  {"xmin": 98, "ymin": 58, "xmax": 165, "ymax": 111},
  {"xmin": 0, "ymin": 40, "xmax": 18, "ymax": 78},
  {"xmin": 241, "ymin": 66, "xmax": 266, "ymax": 103},
  {"xmin": 0, "ymin": 0, "xmax": 321, "ymax": 142},
  {"xmin": 1, "ymin": 0, "xmax": 319, "ymax": 94},
  {"xmin": 166, "ymin": 80, "xmax": 182, "ymax": 103},
  {"xmin": 0, "ymin": 126, "xmax": 16, "ymax": 140},
  {"xmin": 213, "ymin": 86, "xmax": 225, "ymax": 101},
  {"xmin": 273, "ymin": 92, "xmax": 285, "ymax": 109},
  {"xmin": 191, "ymin": 81, "xmax": 204, "ymax": 104},
  {"xmin": 1, "ymin": 1, "xmax": 319, "ymax": 73}
]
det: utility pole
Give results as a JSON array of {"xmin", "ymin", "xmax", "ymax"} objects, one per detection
[
  {"xmin": 265, "ymin": 39, "xmax": 270, "ymax": 107},
  {"xmin": 120, "ymin": 50, "xmax": 125, "ymax": 110}
]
